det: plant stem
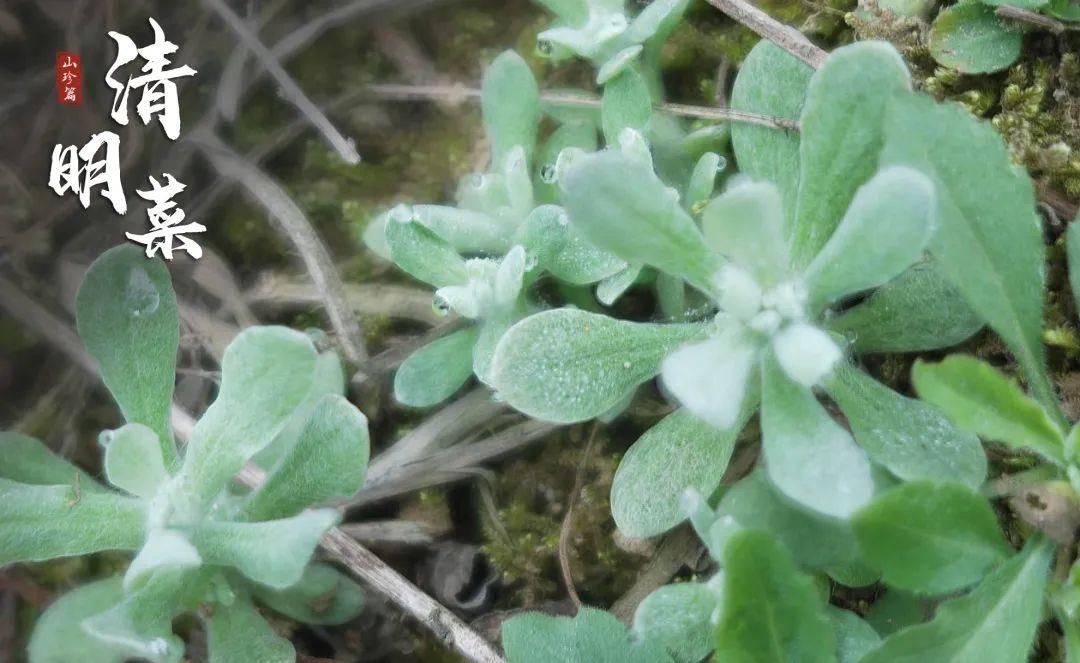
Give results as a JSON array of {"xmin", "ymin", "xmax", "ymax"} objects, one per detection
[{"xmin": 703, "ymin": 0, "xmax": 827, "ymax": 69}]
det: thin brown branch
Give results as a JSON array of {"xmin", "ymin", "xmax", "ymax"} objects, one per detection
[
  {"xmin": 558, "ymin": 426, "xmax": 600, "ymax": 609},
  {"xmin": 192, "ymin": 132, "xmax": 368, "ymax": 364},
  {"xmin": 703, "ymin": 0, "xmax": 827, "ymax": 69},
  {"xmin": 995, "ymin": 5, "xmax": 1068, "ymax": 34},
  {"xmin": 364, "ymin": 84, "xmax": 802, "ymax": 131}
]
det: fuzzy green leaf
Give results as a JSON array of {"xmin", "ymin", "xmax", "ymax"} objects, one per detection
[
  {"xmin": 660, "ymin": 326, "xmax": 759, "ymax": 430},
  {"xmin": 715, "ymin": 530, "xmax": 837, "ymax": 663},
  {"xmin": 828, "ymin": 607, "xmax": 882, "ymax": 663},
  {"xmin": 535, "ymin": 122, "xmax": 597, "ymax": 202},
  {"xmin": 1068, "ymin": 219, "xmax": 1080, "ymax": 314},
  {"xmin": 243, "ymin": 395, "xmax": 369, "ymax": 521},
  {"xmin": 861, "ymin": 539, "xmax": 1051, "ymax": 663},
  {"xmin": 0, "ymin": 432, "xmax": 105, "ymax": 491},
  {"xmin": 562, "ymin": 151, "xmax": 718, "ymax": 291},
  {"xmin": 912, "ymin": 356, "xmax": 1066, "ymax": 465},
  {"xmin": 82, "ymin": 569, "xmax": 193, "ymax": 663},
  {"xmin": 0, "ymin": 478, "xmax": 144, "ymax": 565},
  {"xmin": 517, "ymin": 205, "xmax": 627, "ymax": 285},
  {"xmin": 611, "ymin": 408, "xmax": 748, "ymax": 538},
  {"xmin": 700, "ymin": 179, "xmax": 789, "ymax": 286},
  {"xmin": 413, "ymin": 204, "xmax": 515, "ymax": 254},
  {"xmin": 104, "ymin": 423, "xmax": 169, "ymax": 499},
  {"xmin": 865, "ymin": 590, "xmax": 926, "ymax": 637},
  {"xmin": 502, "ymin": 606, "xmax": 674, "ymax": 663},
  {"xmin": 75, "ymin": 244, "xmax": 179, "ymax": 466},
  {"xmin": 601, "ymin": 66, "xmax": 652, "ymax": 145},
  {"xmin": 193, "ymin": 509, "xmax": 339, "ymax": 589},
  {"xmin": 794, "ymin": 42, "xmax": 912, "ymax": 267},
  {"xmin": 178, "ymin": 326, "xmax": 317, "ymax": 505},
  {"xmin": 826, "ymin": 262, "xmax": 983, "ymax": 353},
  {"xmin": 490, "ymin": 308, "xmax": 709, "ymax": 423},
  {"xmin": 929, "ymin": 4, "xmax": 1022, "ymax": 74},
  {"xmin": 385, "ymin": 217, "xmax": 468, "ymax": 288},
  {"xmin": 717, "ymin": 470, "xmax": 866, "ymax": 572},
  {"xmin": 482, "ymin": 50, "xmax": 540, "ymax": 168},
  {"xmin": 633, "ymin": 581, "xmax": 717, "ymax": 663},
  {"xmin": 251, "ymin": 563, "xmax": 364, "ymax": 625},
  {"xmin": 803, "ymin": 166, "xmax": 935, "ymax": 311},
  {"xmin": 761, "ymin": 358, "xmax": 874, "ymax": 519},
  {"xmin": 123, "ymin": 529, "xmax": 201, "ymax": 591},
  {"xmin": 883, "ymin": 91, "xmax": 1053, "ymax": 409},
  {"xmin": 1046, "ymin": 0, "xmax": 1080, "ymax": 20},
  {"xmin": 28, "ymin": 576, "xmax": 127, "ymax": 663},
  {"xmin": 206, "ymin": 594, "xmax": 294, "ymax": 663},
  {"xmin": 685, "ymin": 152, "xmax": 721, "ymax": 212},
  {"xmin": 853, "ymin": 481, "xmax": 1010, "ymax": 595},
  {"xmin": 826, "ymin": 364, "xmax": 986, "ymax": 489},
  {"xmin": 730, "ymin": 41, "xmax": 812, "ymax": 225},
  {"xmin": 394, "ymin": 328, "xmax": 478, "ymax": 408}
]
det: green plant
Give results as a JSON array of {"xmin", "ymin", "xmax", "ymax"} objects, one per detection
[{"xmin": 2, "ymin": 246, "xmax": 369, "ymax": 663}]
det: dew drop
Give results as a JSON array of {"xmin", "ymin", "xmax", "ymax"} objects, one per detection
[
  {"xmin": 536, "ymin": 39, "xmax": 553, "ymax": 56},
  {"xmin": 148, "ymin": 638, "xmax": 170, "ymax": 657},
  {"xmin": 622, "ymin": 361, "xmax": 631, "ymax": 369},
  {"xmin": 98, "ymin": 429, "xmax": 116, "ymax": 447},
  {"xmin": 540, "ymin": 164, "xmax": 557, "ymax": 184},
  {"xmin": 470, "ymin": 173, "xmax": 487, "ymax": 190},
  {"xmin": 715, "ymin": 155, "xmax": 728, "ymax": 172},
  {"xmin": 432, "ymin": 294, "xmax": 452, "ymax": 316},
  {"xmin": 524, "ymin": 252, "xmax": 539, "ymax": 271},
  {"xmin": 491, "ymin": 391, "xmax": 506, "ymax": 403},
  {"xmin": 556, "ymin": 210, "xmax": 570, "ymax": 226},
  {"xmin": 125, "ymin": 266, "xmax": 160, "ymax": 318}
]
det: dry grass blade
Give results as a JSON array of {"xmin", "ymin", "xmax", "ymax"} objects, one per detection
[
  {"xmin": 703, "ymin": 0, "xmax": 827, "ymax": 68},
  {"xmin": 247, "ymin": 276, "xmax": 442, "ymax": 326},
  {"xmin": 365, "ymin": 83, "xmax": 802, "ymax": 131},
  {"xmin": 192, "ymin": 132, "xmax": 368, "ymax": 364},
  {"xmin": 202, "ymin": 0, "xmax": 362, "ymax": 163}
]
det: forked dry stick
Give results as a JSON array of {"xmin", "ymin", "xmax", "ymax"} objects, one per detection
[{"xmin": 704, "ymin": 0, "xmax": 827, "ymax": 69}]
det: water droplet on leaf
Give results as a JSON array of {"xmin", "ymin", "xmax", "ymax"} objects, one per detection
[
  {"xmin": 540, "ymin": 164, "xmax": 557, "ymax": 183},
  {"xmin": 125, "ymin": 266, "xmax": 160, "ymax": 317},
  {"xmin": 537, "ymin": 39, "xmax": 553, "ymax": 56},
  {"xmin": 432, "ymin": 294, "xmax": 452, "ymax": 316},
  {"xmin": 98, "ymin": 429, "xmax": 116, "ymax": 447}
]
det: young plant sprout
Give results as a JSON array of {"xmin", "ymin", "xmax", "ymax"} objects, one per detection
[{"xmin": 2, "ymin": 246, "xmax": 369, "ymax": 663}]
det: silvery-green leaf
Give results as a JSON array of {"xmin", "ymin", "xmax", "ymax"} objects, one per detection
[
  {"xmin": 684, "ymin": 152, "xmax": 721, "ymax": 212},
  {"xmin": 205, "ymin": 594, "xmax": 294, "ymax": 663},
  {"xmin": 827, "ymin": 606, "xmax": 882, "ymax": 663},
  {"xmin": 473, "ymin": 311, "xmax": 518, "ymax": 384},
  {"xmin": 1047, "ymin": 0, "xmax": 1080, "ymax": 20},
  {"xmin": 535, "ymin": 122, "xmax": 597, "ymax": 201},
  {"xmin": 1068, "ymin": 217, "xmax": 1080, "ymax": 314},
  {"xmin": 912, "ymin": 355, "xmax": 1066, "ymax": 465},
  {"xmin": 412, "ymin": 204, "xmax": 514, "ymax": 254},
  {"xmin": 517, "ymin": 205, "xmax": 627, "ymax": 285},
  {"xmin": 28, "ymin": 576, "xmax": 127, "ymax": 663},
  {"xmin": 803, "ymin": 166, "xmax": 935, "ymax": 311},
  {"xmin": 490, "ymin": 308, "xmax": 709, "ymax": 422},
  {"xmin": 504, "ymin": 146, "xmax": 535, "ymax": 219},
  {"xmin": 861, "ymin": 539, "xmax": 1051, "ymax": 663},
  {"xmin": 243, "ymin": 395, "xmax": 369, "ymax": 521},
  {"xmin": 385, "ymin": 217, "xmax": 468, "ymax": 288},
  {"xmin": 625, "ymin": 0, "xmax": 690, "ymax": 45},
  {"xmin": 0, "ymin": 477, "xmax": 144, "ymax": 565},
  {"xmin": 193, "ymin": 508, "xmax": 339, "ymax": 589},
  {"xmin": 597, "ymin": 264, "xmax": 643, "ymax": 305},
  {"xmin": 0, "ymin": 432, "xmax": 105, "ymax": 491},
  {"xmin": 853, "ymin": 481, "xmax": 1010, "ymax": 595},
  {"xmin": 865, "ymin": 590, "xmax": 925, "ymax": 637},
  {"xmin": 715, "ymin": 530, "xmax": 836, "ymax": 663},
  {"xmin": 362, "ymin": 210, "xmax": 393, "ymax": 260},
  {"xmin": 826, "ymin": 261, "xmax": 983, "ymax": 353},
  {"xmin": 617, "ymin": 127, "xmax": 653, "ymax": 167},
  {"xmin": 394, "ymin": 328, "xmax": 478, "ymax": 408},
  {"xmin": 761, "ymin": 357, "xmax": 874, "ymax": 518},
  {"xmin": 601, "ymin": 66, "xmax": 652, "ymax": 145},
  {"xmin": 251, "ymin": 563, "xmax": 364, "ymax": 625},
  {"xmin": 611, "ymin": 406, "xmax": 750, "ymax": 538},
  {"xmin": 83, "ymin": 569, "xmax": 193, "ymax": 663},
  {"xmin": 502, "ymin": 606, "xmax": 674, "ymax": 663},
  {"xmin": 104, "ymin": 423, "xmax": 169, "ymax": 499},
  {"xmin": 254, "ymin": 350, "xmax": 345, "ymax": 470},
  {"xmin": 929, "ymin": 3, "xmax": 1022, "ymax": 74},
  {"xmin": 793, "ymin": 42, "xmax": 911, "ymax": 267},
  {"xmin": 771, "ymin": 322, "xmax": 843, "ymax": 388},
  {"xmin": 482, "ymin": 50, "xmax": 540, "ymax": 168},
  {"xmin": 124, "ymin": 529, "xmax": 201, "ymax": 591},
  {"xmin": 536, "ymin": 0, "xmax": 588, "ymax": 23},
  {"xmin": 883, "ymin": 89, "xmax": 1054, "ymax": 409},
  {"xmin": 495, "ymin": 246, "xmax": 527, "ymax": 307},
  {"xmin": 632, "ymin": 581, "xmax": 716, "ymax": 663},
  {"xmin": 826, "ymin": 364, "xmax": 986, "ymax": 489},
  {"xmin": 178, "ymin": 327, "xmax": 317, "ymax": 506},
  {"xmin": 701, "ymin": 179, "xmax": 789, "ymax": 285},
  {"xmin": 717, "ymin": 470, "xmax": 865, "ymax": 571},
  {"xmin": 730, "ymin": 41, "xmax": 812, "ymax": 227},
  {"xmin": 562, "ymin": 151, "xmax": 718, "ymax": 291},
  {"xmin": 596, "ymin": 44, "xmax": 643, "ymax": 84},
  {"xmin": 75, "ymin": 244, "xmax": 179, "ymax": 466},
  {"xmin": 660, "ymin": 324, "xmax": 759, "ymax": 430}
]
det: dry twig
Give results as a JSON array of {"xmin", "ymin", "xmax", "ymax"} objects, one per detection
[
  {"xmin": 703, "ymin": 0, "xmax": 827, "ymax": 68},
  {"xmin": 558, "ymin": 426, "xmax": 600, "ymax": 609}
]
